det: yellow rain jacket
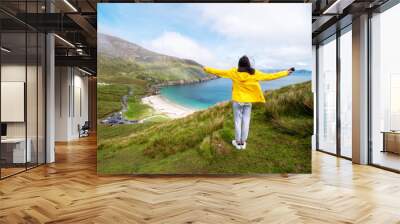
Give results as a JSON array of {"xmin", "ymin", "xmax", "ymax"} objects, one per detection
[{"xmin": 204, "ymin": 67, "xmax": 289, "ymax": 103}]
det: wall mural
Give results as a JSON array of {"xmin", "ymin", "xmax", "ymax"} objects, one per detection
[{"xmin": 97, "ymin": 3, "xmax": 313, "ymax": 174}]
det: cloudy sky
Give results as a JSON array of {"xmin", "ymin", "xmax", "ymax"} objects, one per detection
[{"xmin": 98, "ymin": 3, "xmax": 312, "ymax": 70}]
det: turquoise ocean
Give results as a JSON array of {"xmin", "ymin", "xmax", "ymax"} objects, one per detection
[{"xmin": 160, "ymin": 70, "xmax": 312, "ymax": 110}]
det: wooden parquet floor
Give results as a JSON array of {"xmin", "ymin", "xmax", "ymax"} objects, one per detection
[{"xmin": 1, "ymin": 136, "xmax": 400, "ymax": 224}]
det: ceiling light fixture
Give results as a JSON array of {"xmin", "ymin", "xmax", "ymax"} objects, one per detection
[
  {"xmin": 78, "ymin": 67, "xmax": 93, "ymax": 76},
  {"xmin": 63, "ymin": 0, "xmax": 78, "ymax": 12},
  {"xmin": 76, "ymin": 48, "xmax": 85, "ymax": 55},
  {"xmin": 54, "ymin": 34, "xmax": 75, "ymax": 48},
  {"xmin": 322, "ymin": 0, "xmax": 355, "ymax": 15},
  {"xmin": 1, "ymin": 47, "xmax": 11, "ymax": 53}
]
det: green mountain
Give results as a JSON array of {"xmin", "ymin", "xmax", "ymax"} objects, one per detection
[
  {"xmin": 98, "ymin": 33, "xmax": 218, "ymax": 119},
  {"xmin": 98, "ymin": 33, "xmax": 214, "ymax": 85},
  {"xmin": 98, "ymin": 81, "xmax": 313, "ymax": 174}
]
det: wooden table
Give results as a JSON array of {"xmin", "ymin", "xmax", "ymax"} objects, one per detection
[{"xmin": 381, "ymin": 131, "xmax": 400, "ymax": 154}]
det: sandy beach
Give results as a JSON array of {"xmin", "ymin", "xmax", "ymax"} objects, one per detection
[{"xmin": 142, "ymin": 95, "xmax": 197, "ymax": 119}]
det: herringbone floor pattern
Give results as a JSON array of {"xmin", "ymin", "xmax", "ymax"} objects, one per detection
[{"xmin": 1, "ymin": 136, "xmax": 400, "ymax": 224}]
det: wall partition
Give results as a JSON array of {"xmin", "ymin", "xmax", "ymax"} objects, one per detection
[
  {"xmin": 1, "ymin": 31, "xmax": 28, "ymax": 177},
  {"xmin": 0, "ymin": 2, "xmax": 46, "ymax": 179}
]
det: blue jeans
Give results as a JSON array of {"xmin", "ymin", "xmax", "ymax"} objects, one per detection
[{"xmin": 232, "ymin": 101, "xmax": 252, "ymax": 143}]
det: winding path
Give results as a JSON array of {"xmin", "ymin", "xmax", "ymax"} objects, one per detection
[
  {"xmin": 102, "ymin": 87, "xmax": 168, "ymax": 125},
  {"xmin": 101, "ymin": 87, "xmax": 139, "ymax": 125}
]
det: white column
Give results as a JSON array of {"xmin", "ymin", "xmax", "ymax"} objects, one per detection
[
  {"xmin": 46, "ymin": 33, "xmax": 55, "ymax": 163},
  {"xmin": 352, "ymin": 14, "xmax": 369, "ymax": 164},
  {"xmin": 45, "ymin": 0, "xmax": 56, "ymax": 163},
  {"xmin": 312, "ymin": 45, "xmax": 317, "ymax": 150}
]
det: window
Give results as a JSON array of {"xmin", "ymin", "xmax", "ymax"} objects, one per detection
[
  {"xmin": 0, "ymin": 2, "xmax": 46, "ymax": 179},
  {"xmin": 317, "ymin": 36, "xmax": 337, "ymax": 154},
  {"xmin": 370, "ymin": 3, "xmax": 400, "ymax": 171},
  {"xmin": 339, "ymin": 28, "xmax": 352, "ymax": 158}
]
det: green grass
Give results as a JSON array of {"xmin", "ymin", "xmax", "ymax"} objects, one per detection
[
  {"xmin": 97, "ymin": 77, "xmax": 153, "ymax": 120},
  {"xmin": 97, "ymin": 84, "xmax": 128, "ymax": 119},
  {"xmin": 98, "ymin": 55, "xmax": 210, "ymax": 85},
  {"xmin": 98, "ymin": 122, "xmax": 157, "ymax": 140},
  {"xmin": 142, "ymin": 115, "xmax": 170, "ymax": 123},
  {"xmin": 97, "ymin": 81, "xmax": 313, "ymax": 174},
  {"xmin": 123, "ymin": 100, "xmax": 153, "ymax": 120}
]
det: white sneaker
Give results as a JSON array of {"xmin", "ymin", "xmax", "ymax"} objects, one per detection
[
  {"xmin": 232, "ymin": 140, "xmax": 242, "ymax": 150},
  {"xmin": 240, "ymin": 142, "xmax": 247, "ymax": 150}
]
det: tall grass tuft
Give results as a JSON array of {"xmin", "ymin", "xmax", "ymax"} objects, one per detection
[{"xmin": 264, "ymin": 81, "xmax": 313, "ymax": 137}]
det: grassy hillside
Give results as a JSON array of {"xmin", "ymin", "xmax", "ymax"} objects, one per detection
[
  {"xmin": 97, "ymin": 80, "xmax": 153, "ymax": 120},
  {"xmin": 98, "ymin": 33, "xmax": 213, "ymax": 85},
  {"xmin": 97, "ymin": 54, "xmax": 210, "ymax": 120},
  {"xmin": 97, "ymin": 56, "xmax": 152, "ymax": 120},
  {"xmin": 97, "ymin": 84, "xmax": 128, "ymax": 120},
  {"xmin": 97, "ymin": 34, "xmax": 215, "ymax": 120},
  {"xmin": 98, "ymin": 55, "xmax": 209, "ymax": 85},
  {"xmin": 98, "ymin": 81, "xmax": 312, "ymax": 174}
]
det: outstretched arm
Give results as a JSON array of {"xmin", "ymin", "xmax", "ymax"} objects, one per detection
[
  {"xmin": 203, "ymin": 67, "xmax": 232, "ymax": 78},
  {"xmin": 254, "ymin": 68, "xmax": 294, "ymax": 81}
]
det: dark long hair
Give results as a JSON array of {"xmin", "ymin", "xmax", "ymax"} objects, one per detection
[{"xmin": 237, "ymin": 55, "xmax": 255, "ymax": 75}]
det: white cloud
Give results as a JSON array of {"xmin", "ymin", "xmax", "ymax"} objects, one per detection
[
  {"xmin": 145, "ymin": 32, "xmax": 217, "ymax": 66},
  {"xmin": 118, "ymin": 4, "xmax": 313, "ymax": 70},
  {"xmin": 191, "ymin": 4, "xmax": 312, "ymax": 70},
  {"xmin": 196, "ymin": 4, "xmax": 310, "ymax": 45}
]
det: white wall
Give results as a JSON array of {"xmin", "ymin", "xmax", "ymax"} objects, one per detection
[
  {"xmin": 55, "ymin": 67, "xmax": 70, "ymax": 141},
  {"xmin": 1, "ymin": 65, "xmax": 26, "ymax": 81},
  {"xmin": 55, "ymin": 67, "xmax": 89, "ymax": 141},
  {"xmin": 73, "ymin": 73, "xmax": 89, "ymax": 137}
]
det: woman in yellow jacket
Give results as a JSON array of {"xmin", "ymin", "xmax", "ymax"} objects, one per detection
[{"xmin": 203, "ymin": 55, "xmax": 294, "ymax": 150}]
